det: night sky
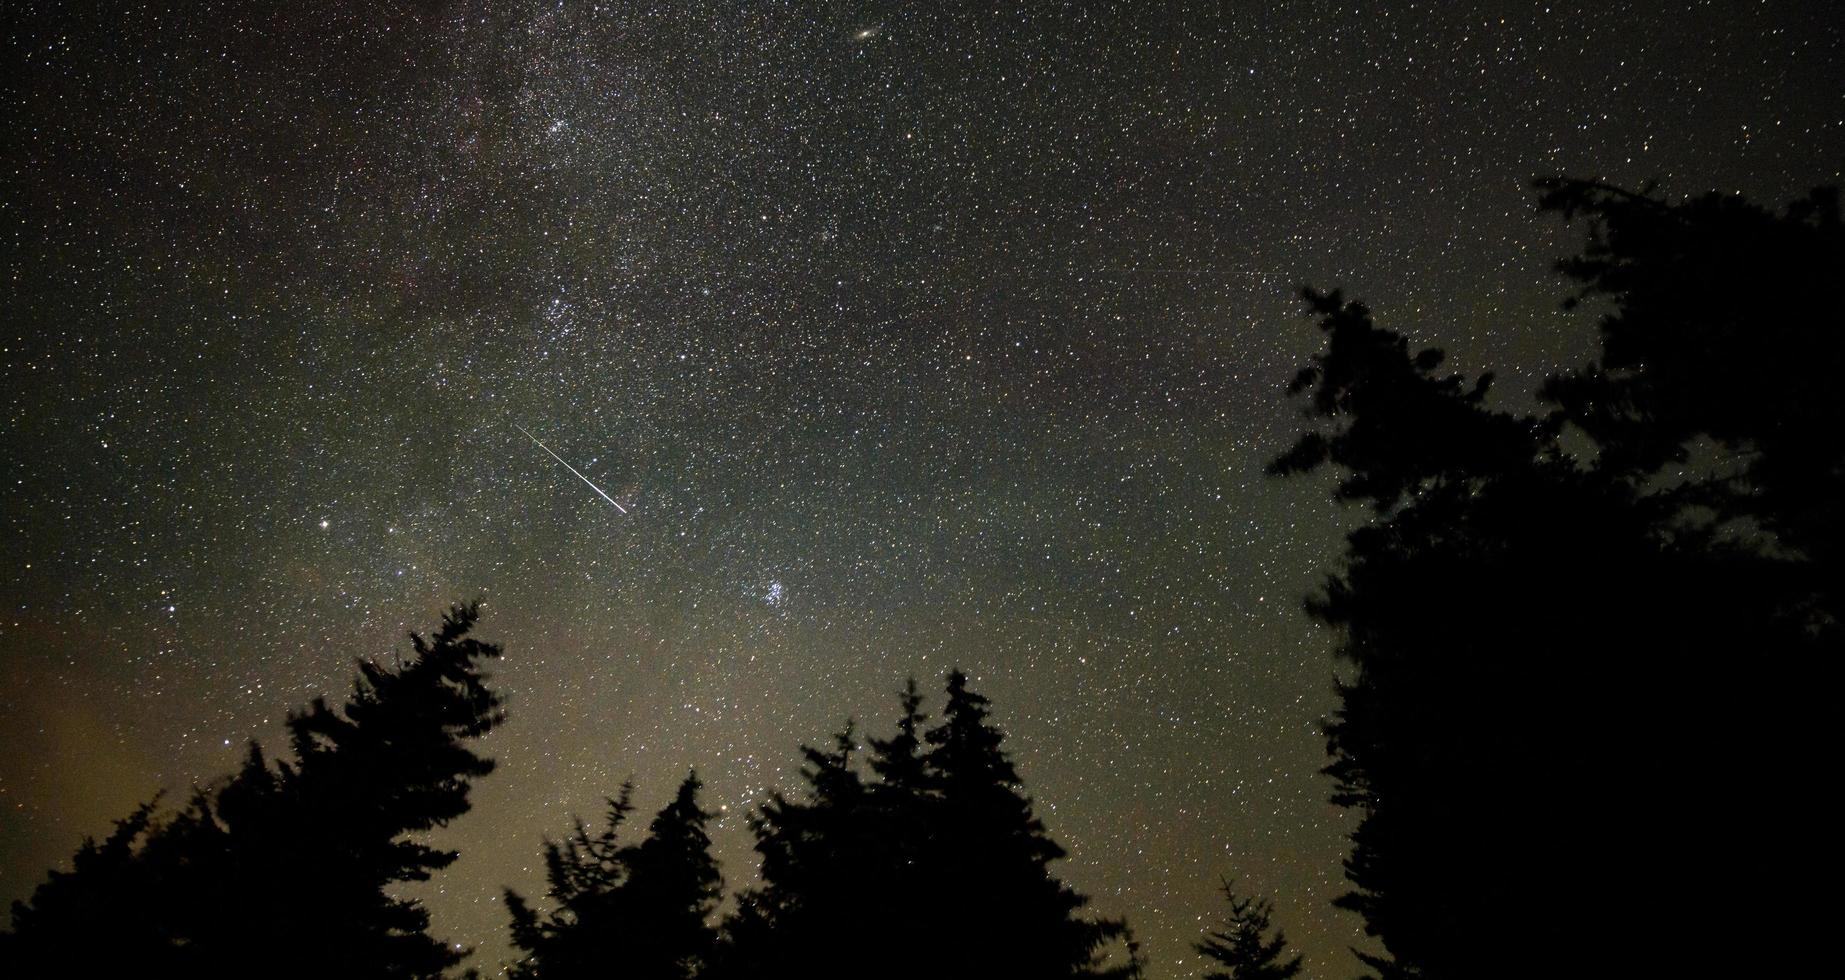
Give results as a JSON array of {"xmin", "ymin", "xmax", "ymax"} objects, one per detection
[{"xmin": 4, "ymin": 2, "xmax": 1840, "ymax": 975}]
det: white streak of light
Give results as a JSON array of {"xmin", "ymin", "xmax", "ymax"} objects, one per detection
[{"xmin": 514, "ymin": 423, "xmax": 629, "ymax": 514}]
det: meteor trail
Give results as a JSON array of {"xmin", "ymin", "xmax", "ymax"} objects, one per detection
[{"xmin": 514, "ymin": 423, "xmax": 629, "ymax": 514}]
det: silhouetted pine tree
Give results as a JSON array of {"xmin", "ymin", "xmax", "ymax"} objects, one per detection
[
  {"xmin": 0, "ymin": 801, "xmax": 169, "ymax": 975},
  {"xmin": 715, "ymin": 675, "xmax": 1134, "ymax": 979},
  {"xmin": 621, "ymin": 773, "xmax": 723, "ymax": 975},
  {"xmin": 868, "ymin": 677, "xmax": 929, "ymax": 790},
  {"xmin": 862, "ymin": 676, "xmax": 934, "ymax": 931},
  {"xmin": 506, "ymin": 784, "xmax": 636, "ymax": 978},
  {"xmin": 715, "ymin": 723, "xmax": 877, "ymax": 978},
  {"xmin": 3, "ymin": 603, "xmax": 506, "ymax": 979},
  {"xmin": 1271, "ymin": 181, "xmax": 1837, "ymax": 979},
  {"xmin": 506, "ymin": 772, "xmax": 721, "ymax": 979},
  {"xmin": 922, "ymin": 670, "xmax": 1130, "ymax": 978},
  {"xmin": 1194, "ymin": 881, "xmax": 1300, "ymax": 980},
  {"xmin": 1535, "ymin": 178, "xmax": 1845, "ymax": 625}
]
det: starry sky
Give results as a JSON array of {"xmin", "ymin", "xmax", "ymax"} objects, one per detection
[{"xmin": 4, "ymin": 2, "xmax": 1840, "ymax": 975}]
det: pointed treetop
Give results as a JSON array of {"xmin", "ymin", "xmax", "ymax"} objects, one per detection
[
  {"xmin": 869, "ymin": 678, "xmax": 930, "ymax": 789},
  {"xmin": 1195, "ymin": 880, "xmax": 1303, "ymax": 980}
]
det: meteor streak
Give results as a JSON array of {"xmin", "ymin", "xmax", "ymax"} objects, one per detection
[{"xmin": 514, "ymin": 423, "xmax": 629, "ymax": 514}]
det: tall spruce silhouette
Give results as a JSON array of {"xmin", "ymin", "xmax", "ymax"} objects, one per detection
[
  {"xmin": 1194, "ymin": 881, "xmax": 1301, "ymax": 980},
  {"xmin": 715, "ymin": 673, "xmax": 1133, "ymax": 979},
  {"xmin": 923, "ymin": 670, "xmax": 1130, "ymax": 978},
  {"xmin": 715, "ymin": 721, "xmax": 884, "ymax": 978},
  {"xmin": 2, "ymin": 603, "xmax": 506, "ymax": 978},
  {"xmin": 506, "ymin": 771, "xmax": 721, "ymax": 980},
  {"xmin": 1272, "ymin": 183, "xmax": 1836, "ymax": 979}
]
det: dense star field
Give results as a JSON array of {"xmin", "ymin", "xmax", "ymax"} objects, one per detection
[{"xmin": 4, "ymin": 2, "xmax": 1840, "ymax": 974}]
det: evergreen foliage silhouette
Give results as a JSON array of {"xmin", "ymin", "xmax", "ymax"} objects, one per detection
[
  {"xmin": 0, "ymin": 801, "xmax": 169, "ymax": 975},
  {"xmin": 1534, "ymin": 178, "xmax": 1845, "ymax": 624},
  {"xmin": 2, "ymin": 603, "xmax": 506, "ymax": 979},
  {"xmin": 506, "ymin": 771, "xmax": 721, "ymax": 980},
  {"xmin": 714, "ymin": 722, "xmax": 874, "ymax": 978},
  {"xmin": 924, "ymin": 671, "xmax": 1129, "ymax": 978},
  {"xmin": 1273, "ymin": 182, "xmax": 1837, "ymax": 979},
  {"xmin": 715, "ymin": 672, "xmax": 1133, "ymax": 979},
  {"xmin": 1194, "ymin": 881, "xmax": 1301, "ymax": 980}
]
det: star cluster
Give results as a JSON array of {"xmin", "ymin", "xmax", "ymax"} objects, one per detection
[{"xmin": 4, "ymin": 2, "xmax": 1839, "ymax": 974}]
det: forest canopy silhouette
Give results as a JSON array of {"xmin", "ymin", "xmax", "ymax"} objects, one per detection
[
  {"xmin": 1269, "ymin": 177, "xmax": 1839, "ymax": 980},
  {"xmin": 5, "ymin": 177, "xmax": 1837, "ymax": 979}
]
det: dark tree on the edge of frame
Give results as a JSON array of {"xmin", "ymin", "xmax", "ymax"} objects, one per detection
[
  {"xmin": 2, "ymin": 604, "xmax": 507, "ymax": 979},
  {"xmin": 1272, "ymin": 182, "xmax": 1840, "ymax": 979}
]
